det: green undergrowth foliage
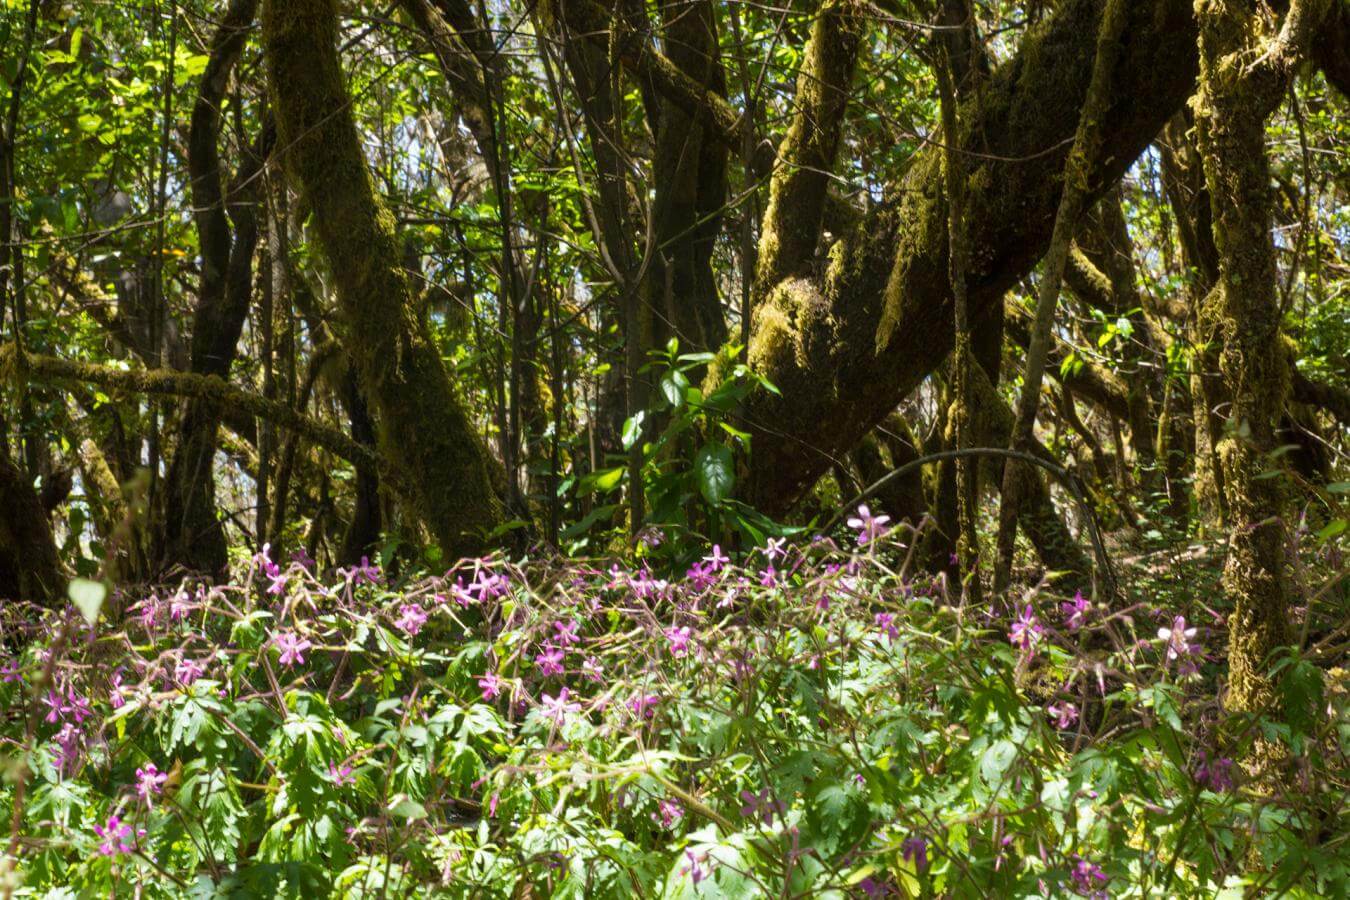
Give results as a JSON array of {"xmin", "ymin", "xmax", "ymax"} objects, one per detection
[{"xmin": 1, "ymin": 523, "xmax": 1345, "ymax": 897}]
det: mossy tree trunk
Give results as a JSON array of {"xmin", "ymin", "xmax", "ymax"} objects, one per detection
[
  {"xmin": 1193, "ymin": 0, "xmax": 1327, "ymax": 719},
  {"xmin": 740, "ymin": 0, "xmax": 1202, "ymax": 515},
  {"xmin": 263, "ymin": 0, "xmax": 505, "ymax": 559}
]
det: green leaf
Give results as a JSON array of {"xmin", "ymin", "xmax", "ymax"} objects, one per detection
[
  {"xmin": 659, "ymin": 370, "xmax": 690, "ymax": 408},
  {"xmin": 69, "ymin": 578, "xmax": 106, "ymax": 626},
  {"xmin": 621, "ymin": 411, "xmax": 645, "ymax": 450},
  {"xmin": 695, "ymin": 442, "xmax": 735, "ymax": 505}
]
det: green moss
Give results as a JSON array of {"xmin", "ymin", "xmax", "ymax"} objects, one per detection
[{"xmin": 263, "ymin": 0, "xmax": 504, "ymax": 558}]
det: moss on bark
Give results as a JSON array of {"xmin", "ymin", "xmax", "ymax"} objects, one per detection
[
  {"xmin": 263, "ymin": 0, "xmax": 504, "ymax": 559},
  {"xmin": 737, "ymin": 0, "xmax": 1201, "ymax": 515},
  {"xmin": 1193, "ymin": 0, "xmax": 1328, "ymax": 725}
]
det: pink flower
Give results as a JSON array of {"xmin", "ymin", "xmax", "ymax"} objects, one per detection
[
  {"xmin": 328, "ymin": 762, "xmax": 355, "ymax": 787},
  {"xmin": 395, "ymin": 604, "xmax": 428, "ymax": 637},
  {"xmin": 553, "ymin": 619, "xmax": 580, "ymax": 645},
  {"xmin": 626, "ymin": 693, "xmax": 660, "ymax": 720},
  {"xmin": 846, "ymin": 504, "xmax": 892, "ymax": 546},
  {"xmin": 652, "ymin": 798, "xmax": 683, "ymax": 828},
  {"xmin": 681, "ymin": 849, "xmax": 711, "ymax": 884},
  {"xmin": 175, "ymin": 658, "xmax": 205, "ymax": 686},
  {"xmin": 1061, "ymin": 590, "xmax": 1090, "ymax": 630},
  {"xmin": 874, "ymin": 612, "xmax": 899, "ymax": 644},
  {"xmin": 93, "ymin": 815, "xmax": 143, "ymax": 857},
  {"xmin": 1157, "ymin": 615, "xmax": 1199, "ymax": 662},
  {"xmin": 1069, "ymin": 855, "xmax": 1109, "ymax": 898},
  {"xmin": 135, "ymin": 763, "xmax": 168, "ymax": 807},
  {"xmin": 1010, "ymin": 605, "xmax": 1043, "ymax": 654},
  {"xmin": 762, "ymin": 537, "xmax": 787, "ymax": 562},
  {"xmin": 581, "ymin": 656, "xmax": 605, "ymax": 683},
  {"xmin": 1193, "ymin": 751, "xmax": 1235, "ymax": 792},
  {"xmin": 540, "ymin": 687, "xmax": 580, "ymax": 727},
  {"xmin": 272, "ymin": 631, "xmax": 312, "ymax": 667},
  {"xmin": 1, "ymin": 657, "xmax": 22, "ymax": 683},
  {"xmin": 703, "ymin": 544, "xmax": 730, "ymax": 572},
  {"xmin": 665, "ymin": 626, "xmax": 692, "ymax": 656},
  {"xmin": 1047, "ymin": 701, "xmax": 1079, "ymax": 729},
  {"xmin": 477, "ymin": 672, "xmax": 503, "ymax": 700},
  {"xmin": 535, "ymin": 644, "xmax": 565, "ymax": 677},
  {"xmin": 341, "ymin": 555, "xmax": 383, "ymax": 586},
  {"xmin": 266, "ymin": 571, "xmax": 288, "ymax": 596},
  {"xmin": 902, "ymin": 835, "xmax": 929, "ymax": 871}
]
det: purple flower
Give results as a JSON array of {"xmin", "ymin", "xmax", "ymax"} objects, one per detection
[
  {"xmin": 902, "ymin": 835, "xmax": 929, "ymax": 871},
  {"xmin": 175, "ymin": 658, "xmax": 205, "ymax": 686},
  {"xmin": 1, "ymin": 657, "xmax": 22, "ymax": 683},
  {"xmin": 1158, "ymin": 615, "xmax": 1199, "ymax": 662},
  {"xmin": 477, "ymin": 672, "xmax": 503, "ymax": 700},
  {"xmin": 703, "ymin": 544, "xmax": 730, "ymax": 572},
  {"xmin": 738, "ymin": 788, "xmax": 785, "ymax": 826},
  {"xmin": 272, "ymin": 631, "xmax": 312, "ymax": 667},
  {"xmin": 652, "ymin": 798, "xmax": 683, "ymax": 828},
  {"xmin": 136, "ymin": 763, "xmax": 168, "ymax": 807},
  {"xmin": 42, "ymin": 690, "xmax": 69, "ymax": 724},
  {"xmin": 341, "ymin": 555, "xmax": 383, "ymax": 586},
  {"xmin": 1069, "ymin": 855, "xmax": 1109, "ymax": 898},
  {"xmin": 1047, "ymin": 701, "xmax": 1079, "ymax": 729},
  {"xmin": 328, "ymin": 762, "xmax": 355, "ymax": 787},
  {"xmin": 290, "ymin": 548, "xmax": 315, "ymax": 570},
  {"xmin": 93, "ymin": 815, "xmax": 143, "ymax": 857},
  {"xmin": 267, "ymin": 571, "xmax": 288, "ymax": 596},
  {"xmin": 665, "ymin": 626, "xmax": 693, "ymax": 656},
  {"xmin": 681, "ymin": 849, "xmax": 711, "ymax": 884},
  {"xmin": 553, "ymin": 619, "xmax": 580, "ymax": 646},
  {"xmin": 395, "ymin": 604, "xmax": 428, "ymax": 637},
  {"xmin": 581, "ymin": 656, "xmax": 605, "ymax": 683},
  {"xmin": 1061, "ymin": 590, "xmax": 1090, "ymax": 630},
  {"xmin": 1193, "ymin": 751, "xmax": 1235, "ymax": 792},
  {"xmin": 763, "ymin": 537, "xmax": 787, "ymax": 563},
  {"xmin": 874, "ymin": 612, "xmax": 899, "ymax": 644},
  {"xmin": 847, "ymin": 504, "xmax": 892, "ymax": 546},
  {"xmin": 168, "ymin": 590, "xmax": 193, "ymax": 622},
  {"xmin": 535, "ymin": 644, "xmax": 565, "ymax": 677},
  {"xmin": 686, "ymin": 562, "xmax": 716, "ymax": 591},
  {"xmin": 1010, "ymin": 605, "xmax": 1043, "ymax": 655},
  {"xmin": 108, "ymin": 670, "xmax": 128, "ymax": 709},
  {"xmin": 52, "ymin": 723, "xmax": 83, "ymax": 776},
  {"xmin": 758, "ymin": 565, "xmax": 778, "ymax": 588},
  {"xmin": 540, "ymin": 687, "xmax": 580, "ymax": 727},
  {"xmin": 626, "ymin": 693, "xmax": 660, "ymax": 720}
]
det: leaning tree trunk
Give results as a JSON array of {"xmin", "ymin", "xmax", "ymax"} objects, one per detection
[
  {"xmin": 1193, "ymin": 0, "xmax": 1327, "ymax": 723},
  {"xmin": 262, "ymin": 0, "xmax": 505, "ymax": 559}
]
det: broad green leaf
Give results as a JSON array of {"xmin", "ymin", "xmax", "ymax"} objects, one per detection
[{"xmin": 695, "ymin": 441, "xmax": 735, "ymax": 505}]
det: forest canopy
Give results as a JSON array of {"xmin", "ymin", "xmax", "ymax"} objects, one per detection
[{"xmin": 0, "ymin": 0, "xmax": 1347, "ymax": 895}]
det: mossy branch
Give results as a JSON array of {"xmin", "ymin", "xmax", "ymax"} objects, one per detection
[{"xmin": 0, "ymin": 344, "xmax": 400, "ymax": 494}]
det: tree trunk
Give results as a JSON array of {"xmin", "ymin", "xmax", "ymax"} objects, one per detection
[
  {"xmin": 0, "ymin": 445, "xmax": 63, "ymax": 605},
  {"xmin": 1193, "ymin": 0, "xmax": 1326, "ymax": 720},
  {"xmin": 263, "ymin": 0, "xmax": 505, "ymax": 560}
]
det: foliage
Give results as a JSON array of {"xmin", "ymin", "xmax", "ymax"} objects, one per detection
[{"xmin": 2, "ymin": 524, "xmax": 1345, "ymax": 897}]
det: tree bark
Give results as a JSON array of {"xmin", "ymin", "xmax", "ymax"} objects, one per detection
[
  {"xmin": 263, "ymin": 0, "xmax": 505, "ymax": 559},
  {"xmin": 1193, "ymin": 0, "xmax": 1327, "ymax": 721},
  {"xmin": 739, "ymin": 0, "xmax": 1201, "ymax": 516}
]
